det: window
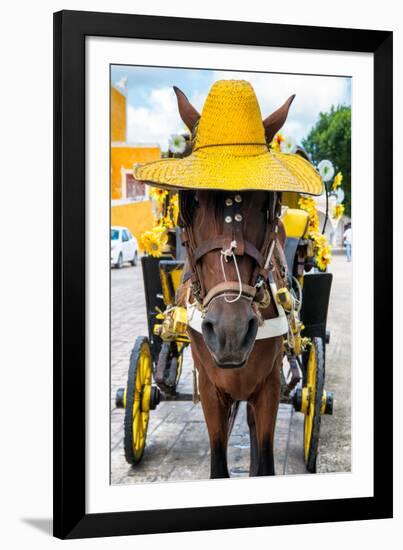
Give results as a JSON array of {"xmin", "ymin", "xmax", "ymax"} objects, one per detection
[
  {"xmin": 111, "ymin": 229, "xmax": 119, "ymax": 240},
  {"xmin": 125, "ymin": 173, "xmax": 146, "ymax": 199}
]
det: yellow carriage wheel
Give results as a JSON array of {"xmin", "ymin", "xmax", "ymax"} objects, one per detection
[
  {"xmin": 124, "ymin": 336, "xmax": 153, "ymax": 465},
  {"xmin": 303, "ymin": 337, "xmax": 325, "ymax": 473}
]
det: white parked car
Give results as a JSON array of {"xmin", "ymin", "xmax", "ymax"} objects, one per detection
[{"xmin": 111, "ymin": 226, "xmax": 138, "ymax": 268}]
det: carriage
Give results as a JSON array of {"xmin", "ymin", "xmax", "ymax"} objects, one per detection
[
  {"xmin": 115, "ymin": 79, "xmax": 335, "ymax": 475},
  {"xmin": 115, "ymin": 193, "xmax": 334, "ymax": 473}
]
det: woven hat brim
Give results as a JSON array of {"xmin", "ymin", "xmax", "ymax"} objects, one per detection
[{"xmin": 135, "ymin": 148, "xmax": 323, "ymax": 195}]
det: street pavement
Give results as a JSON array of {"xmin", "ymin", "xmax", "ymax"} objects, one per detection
[{"xmin": 110, "ymin": 253, "xmax": 351, "ymax": 484}]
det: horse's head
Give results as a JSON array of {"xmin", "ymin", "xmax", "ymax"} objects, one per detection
[
  {"xmin": 188, "ymin": 190, "xmax": 275, "ymax": 368},
  {"xmin": 171, "ymin": 83, "xmax": 294, "ymax": 369}
]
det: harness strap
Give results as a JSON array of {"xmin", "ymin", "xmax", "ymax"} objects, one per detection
[
  {"xmin": 181, "ymin": 226, "xmax": 205, "ymax": 299},
  {"xmin": 193, "ymin": 236, "xmax": 265, "ymax": 267},
  {"xmin": 275, "ymin": 238, "xmax": 289, "ymax": 280},
  {"xmin": 231, "ymin": 199, "xmax": 245, "ymax": 255},
  {"xmin": 203, "ymin": 281, "xmax": 257, "ymax": 308},
  {"xmin": 252, "ymin": 220, "xmax": 278, "ymax": 284},
  {"xmin": 182, "ymin": 269, "xmax": 194, "ymax": 284},
  {"xmin": 252, "ymin": 221, "xmax": 289, "ymax": 285}
]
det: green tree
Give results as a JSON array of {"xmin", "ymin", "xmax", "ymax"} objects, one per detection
[{"xmin": 302, "ymin": 106, "xmax": 351, "ymax": 216}]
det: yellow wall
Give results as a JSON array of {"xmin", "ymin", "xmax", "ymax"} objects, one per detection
[
  {"xmin": 110, "ymin": 145, "xmax": 161, "ymax": 199},
  {"xmin": 111, "ymin": 200, "xmax": 154, "ymax": 251},
  {"xmin": 111, "ymin": 88, "xmax": 126, "ymax": 142}
]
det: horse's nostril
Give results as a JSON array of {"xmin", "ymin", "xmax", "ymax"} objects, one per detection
[
  {"xmin": 202, "ymin": 320, "xmax": 218, "ymax": 350},
  {"xmin": 203, "ymin": 320, "xmax": 214, "ymax": 337},
  {"xmin": 243, "ymin": 317, "xmax": 258, "ymax": 348}
]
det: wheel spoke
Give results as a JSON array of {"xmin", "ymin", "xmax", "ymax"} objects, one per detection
[
  {"xmin": 132, "ymin": 400, "xmax": 140, "ymax": 418},
  {"xmin": 141, "ymin": 350, "xmax": 150, "ymax": 383}
]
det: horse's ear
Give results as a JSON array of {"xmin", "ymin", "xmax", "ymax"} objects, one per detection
[
  {"xmin": 173, "ymin": 86, "xmax": 200, "ymax": 132},
  {"xmin": 263, "ymin": 95, "xmax": 296, "ymax": 144}
]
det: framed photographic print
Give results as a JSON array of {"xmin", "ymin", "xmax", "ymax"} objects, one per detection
[{"xmin": 54, "ymin": 10, "xmax": 393, "ymax": 539}]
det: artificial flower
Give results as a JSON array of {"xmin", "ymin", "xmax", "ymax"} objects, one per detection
[
  {"xmin": 169, "ymin": 194, "xmax": 179, "ymax": 225},
  {"xmin": 168, "ymin": 134, "xmax": 187, "ymax": 154},
  {"xmin": 310, "ymin": 232, "xmax": 332, "ymax": 271},
  {"xmin": 298, "ymin": 195, "xmax": 332, "ymax": 270},
  {"xmin": 298, "ymin": 196, "xmax": 320, "ymax": 233},
  {"xmin": 316, "ymin": 243, "xmax": 332, "ymax": 271},
  {"xmin": 318, "ymin": 159, "xmax": 335, "ymax": 182},
  {"xmin": 269, "ymin": 132, "xmax": 284, "ymax": 152},
  {"xmin": 280, "ymin": 135, "xmax": 297, "ymax": 154},
  {"xmin": 332, "ymin": 171, "xmax": 343, "ymax": 191},
  {"xmin": 140, "ymin": 225, "xmax": 168, "ymax": 257},
  {"xmin": 331, "ymin": 204, "xmax": 345, "ymax": 220},
  {"xmin": 150, "ymin": 187, "xmax": 168, "ymax": 204},
  {"xmin": 161, "ymin": 215, "xmax": 174, "ymax": 230}
]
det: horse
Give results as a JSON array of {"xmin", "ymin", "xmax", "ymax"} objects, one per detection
[{"xmin": 173, "ymin": 86, "xmax": 294, "ymax": 478}]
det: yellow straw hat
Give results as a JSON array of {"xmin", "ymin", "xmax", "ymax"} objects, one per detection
[{"xmin": 134, "ymin": 80, "xmax": 323, "ymax": 195}]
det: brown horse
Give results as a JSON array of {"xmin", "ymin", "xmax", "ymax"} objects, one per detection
[{"xmin": 174, "ymin": 87, "xmax": 293, "ymax": 478}]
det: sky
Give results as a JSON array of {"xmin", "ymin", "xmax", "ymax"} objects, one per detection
[{"xmin": 111, "ymin": 65, "xmax": 351, "ymax": 151}]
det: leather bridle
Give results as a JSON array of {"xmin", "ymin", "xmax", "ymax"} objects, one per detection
[{"xmin": 179, "ymin": 191, "xmax": 288, "ymax": 311}]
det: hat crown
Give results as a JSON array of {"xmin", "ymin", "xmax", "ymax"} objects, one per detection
[{"xmin": 194, "ymin": 80, "xmax": 266, "ymax": 149}]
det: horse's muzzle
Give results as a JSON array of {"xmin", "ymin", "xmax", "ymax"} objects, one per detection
[{"xmin": 201, "ymin": 300, "xmax": 258, "ymax": 369}]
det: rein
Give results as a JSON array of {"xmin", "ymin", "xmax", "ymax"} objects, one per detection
[{"xmin": 179, "ymin": 191, "xmax": 288, "ymax": 312}]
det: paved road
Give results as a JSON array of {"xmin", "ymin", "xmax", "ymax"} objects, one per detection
[
  {"xmin": 317, "ymin": 252, "xmax": 352, "ymax": 472},
  {"xmin": 110, "ymin": 253, "xmax": 351, "ymax": 484}
]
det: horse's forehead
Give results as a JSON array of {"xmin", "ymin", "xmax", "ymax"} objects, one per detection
[{"xmin": 194, "ymin": 190, "xmax": 268, "ymax": 242}]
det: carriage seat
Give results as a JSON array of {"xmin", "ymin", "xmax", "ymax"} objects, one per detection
[{"xmin": 281, "ymin": 208, "xmax": 309, "ymax": 277}]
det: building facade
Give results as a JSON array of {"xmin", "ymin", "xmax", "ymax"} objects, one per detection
[{"xmin": 110, "ymin": 84, "xmax": 161, "ymax": 247}]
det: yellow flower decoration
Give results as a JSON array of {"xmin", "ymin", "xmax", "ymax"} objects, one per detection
[
  {"xmin": 140, "ymin": 226, "xmax": 168, "ymax": 257},
  {"xmin": 316, "ymin": 243, "xmax": 332, "ymax": 271},
  {"xmin": 150, "ymin": 187, "xmax": 168, "ymax": 204},
  {"xmin": 169, "ymin": 194, "xmax": 179, "ymax": 225},
  {"xmin": 332, "ymin": 172, "xmax": 343, "ymax": 191},
  {"xmin": 161, "ymin": 215, "xmax": 174, "ymax": 230},
  {"xmin": 331, "ymin": 204, "xmax": 345, "ymax": 220},
  {"xmin": 269, "ymin": 132, "xmax": 285, "ymax": 152},
  {"xmin": 310, "ymin": 232, "xmax": 332, "ymax": 271},
  {"xmin": 298, "ymin": 196, "xmax": 332, "ymax": 270},
  {"xmin": 298, "ymin": 196, "xmax": 320, "ymax": 233}
]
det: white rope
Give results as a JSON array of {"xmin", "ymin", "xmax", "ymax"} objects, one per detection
[{"xmin": 220, "ymin": 240, "xmax": 243, "ymax": 303}]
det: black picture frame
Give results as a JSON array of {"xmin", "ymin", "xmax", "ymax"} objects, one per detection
[{"xmin": 53, "ymin": 10, "xmax": 393, "ymax": 539}]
